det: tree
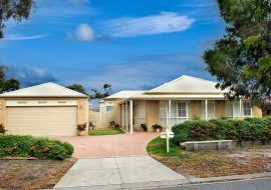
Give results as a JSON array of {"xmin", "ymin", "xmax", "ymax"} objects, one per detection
[
  {"xmin": 66, "ymin": 84, "xmax": 88, "ymax": 95},
  {"xmin": 66, "ymin": 83, "xmax": 112, "ymax": 99},
  {"xmin": 0, "ymin": 66, "xmax": 20, "ymax": 93},
  {"xmin": 0, "ymin": 0, "xmax": 34, "ymax": 38},
  {"xmin": 103, "ymin": 83, "xmax": 112, "ymax": 97},
  {"xmin": 91, "ymin": 83, "xmax": 112, "ymax": 99},
  {"xmin": 203, "ymin": 0, "xmax": 271, "ymax": 110}
]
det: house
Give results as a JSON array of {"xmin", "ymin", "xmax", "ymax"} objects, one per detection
[
  {"xmin": 102, "ymin": 75, "xmax": 262, "ymax": 133},
  {"xmin": 0, "ymin": 82, "xmax": 89, "ymax": 136}
]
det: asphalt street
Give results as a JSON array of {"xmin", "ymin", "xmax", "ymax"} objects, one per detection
[{"xmin": 152, "ymin": 177, "xmax": 271, "ymax": 190}]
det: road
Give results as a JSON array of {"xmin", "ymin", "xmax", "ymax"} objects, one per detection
[{"xmin": 152, "ymin": 178, "xmax": 271, "ymax": 190}]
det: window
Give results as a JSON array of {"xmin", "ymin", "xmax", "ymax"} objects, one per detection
[
  {"xmin": 226, "ymin": 101, "xmax": 241, "ymax": 119},
  {"xmin": 226, "ymin": 101, "xmax": 252, "ymax": 118},
  {"xmin": 243, "ymin": 102, "xmax": 252, "ymax": 117},
  {"xmin": 177, "ymin": 102, "xmax": 187, "ymax": 117},
  {"xmin": 106, "ymin": 106, "xmax": 114, "ymax": 111},
  {"xmin": 159, "ymin": 101, "xmax": 189, "ymax": 127}
]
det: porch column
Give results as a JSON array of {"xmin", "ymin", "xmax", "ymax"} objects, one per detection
[
  {"xmin": 168, "ymin": 100, "xmax": 172, "ymax": 128},
  {"xmin": 121, "ymin": 104, "xmax": 125, "ymax": 129},
  {"xmin": 239, "ymin": 99, "xmax": 242, "ymax": 118},
  {"xmin": 129, "ymin": 100, "xmax": 133, "ymax": 134},
  {"xmin": 125, "ymin": 102, "xmax": 128, "ymax": 131},
  {"xmin": 205, "ymin": 99, "xmax": 208, "ymax": 120}
]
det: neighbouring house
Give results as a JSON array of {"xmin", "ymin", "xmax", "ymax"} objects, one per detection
[
  {"xmin": 0, "ymin": 82, "xmax": 89, "ymax": 136},
  {"xmin": 101, "ymin": 75, "xmax": 262, "ymax": 133}
]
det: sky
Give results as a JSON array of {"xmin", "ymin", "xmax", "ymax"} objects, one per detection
[{"xmin": 0, "ymin": 0, "xmax": 226, "ymax": 93}]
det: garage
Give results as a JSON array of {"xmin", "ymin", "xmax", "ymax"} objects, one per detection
[
  {"xmin": 7, "ymin": 107, "xmax": 77, "ymax": 136},
  {"xmin": 0, "ymin": 82, "xmax": 89, "ymax": 136}
]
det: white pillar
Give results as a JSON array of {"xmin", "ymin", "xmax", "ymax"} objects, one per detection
[
  {"xmin": 129, "ymin": 100, "xmax": 133, "ymax": 134},
  {"xmin": 168, "ymin": 100, "xmax": 172, "ymax": 128},
  {"xmin": 125, "ymin": 103, "xmax": 128, "ymax": 131},
  {"xmin": 205, "ymin": 99, "xmax": 208, "ymax": 120},
  {"xmin": 121, "ymin": 104, "xmax": 125, "ymax": 129},
  {"xmin": 239, "ymin": 99, "xmax": 242, "ymax": 118}
]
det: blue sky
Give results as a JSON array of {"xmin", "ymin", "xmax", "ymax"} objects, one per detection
[{"xmin": 0, "ymin": 0, "xmax": 225, "ymax": 92}]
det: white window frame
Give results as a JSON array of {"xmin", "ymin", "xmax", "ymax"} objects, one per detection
[
  {"xmin": 243, "ymin": 101, "xmax": 252, "ymax": 117},
  {"xmin": 173, "ymin": 101, "xmax": 189, "ymax": 119},
  {"xmin": 226, "ymin": 101, "xmax": 252, "ymax": 119},
  {"xmin": 159, "ymin": 100, "xmax": 190, "ymax": 127}
]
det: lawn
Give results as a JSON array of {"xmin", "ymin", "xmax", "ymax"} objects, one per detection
[
  {"xmin": 88, "ymin": 128, "xmax": 125, "ymax": 136},
  {"xmin": 0, "ymin": 159, "xmax": 75, "ymax": 190},
  {"xmin": 147, "ymin": 137, "xmax": 271, "ymax": 178}
]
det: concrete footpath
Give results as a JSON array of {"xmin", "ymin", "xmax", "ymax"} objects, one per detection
[{"xmin": 54, "ymin": 156, "xmax": 187, "ymax": 190}]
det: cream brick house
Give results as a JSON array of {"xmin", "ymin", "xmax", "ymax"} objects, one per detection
[{"xmin": 101, "ymin": 75, "xmax": 262, "ymax": 133}]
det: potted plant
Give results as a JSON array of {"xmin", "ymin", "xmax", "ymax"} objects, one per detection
[
  {"xmin": 88, "ymin": 122, "xmax": 95, "ymax": 130},
  {"xmin": 109, "ymin": 121, "xmax": 115, "ymax": 128},
  {"xmin": 152, "ymin": 124, "xmax": 162, "ymax": 132},
  {"xmin": 77, "ymin": 123, "xmax": 87, "ymax": 136},
  {"xmin": 140, "ymin": 124, "xmax": 148, "ymax": 132},
  {"xmin": 0, "ymin": 124, "xmax": 7, "ymax": 135}
]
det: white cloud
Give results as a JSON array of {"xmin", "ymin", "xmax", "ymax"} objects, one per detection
[
  {"xmin": 69, "ymin": 23, "xmax": 95, "ymax": 41},
  {"xmin": 34, "ymin": 68, "xmax": 46, "ymax": 77},
  {"xmin": 105, "ymin": 12, "xmax": 194, "ymax": 37},
  {"xmin": 2, "ymin": 33, "xmax": 48, "ymax": 41}
]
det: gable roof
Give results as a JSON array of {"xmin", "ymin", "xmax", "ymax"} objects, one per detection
[
  {"xmin": 146, "ymin": 75, "xmax": 227, "ymax": 94},
  {"xmin": 104, "ymin": 90, "xmax": 145, "ymax": 99},
  {"xmin": 0, "ymin": 82, "xmax": 88, "ymax": 98}
]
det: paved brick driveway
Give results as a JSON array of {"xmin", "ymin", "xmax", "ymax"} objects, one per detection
[{"xmin": 58, "ymin": 132, "xmax": 158, "ymax": 158}]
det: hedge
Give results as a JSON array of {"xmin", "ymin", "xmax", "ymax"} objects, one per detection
[
  {"xmin": 171, "ymin": 117, "xmax": 271, "ymax": 145},
  {"xmin": 0, "ymin": 135, "xmax": 74, "ymax": 160}
]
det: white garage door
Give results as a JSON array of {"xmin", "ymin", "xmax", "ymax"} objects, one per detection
[{"xmin": 7, "ymin": 106, "xmax": 77, "ymax": 136}]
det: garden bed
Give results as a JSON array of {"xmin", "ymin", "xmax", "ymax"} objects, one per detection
[
  {"xmin": 88, "ymin": 128, "xmax": 125, "ymax": 136},
  {"xmin": 148, "ymin": 137, "xmax": 271, "ymax": 178},
  {"xmin": 0, "ymin": 158, "xmax": 76, "ymax": 190},
  {"xmin": 0, "ymin": 135, "xmax": 73, "ymax": 160}
]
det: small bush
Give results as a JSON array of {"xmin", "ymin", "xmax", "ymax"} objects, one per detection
[
  {"xmin": 0, "ymin": 135, "xmax": 73, "ymax": 160},
  {"xmin": 172, "ymin": 117, "xmax": 271, "ymax": 145},
  {"xmin": 0, "ymin": 124, "xmax": 7, "ymax": 135}
]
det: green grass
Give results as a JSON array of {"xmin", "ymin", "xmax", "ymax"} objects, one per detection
[
  {"xmin": 147, "ymin": 137, "xmax": 181, "ymax": 157},
  {"xmin": 88, "ymin": 128, "xmax": 125, "ymax": 136}
]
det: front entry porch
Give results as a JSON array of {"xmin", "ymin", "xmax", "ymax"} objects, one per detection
[{"xmin": 119, "ymin": 99, "xmax": 253, "ymax": 133}]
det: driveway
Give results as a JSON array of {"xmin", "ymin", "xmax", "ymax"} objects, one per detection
[
  {"xmin": 54, "ymin": 156, "xmax": 187, "ymax": 189},
  {"xmin": 58, "ymin": 132, "xmax": 158, "ymax": 158}
]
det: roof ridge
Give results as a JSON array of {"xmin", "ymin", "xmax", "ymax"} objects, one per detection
[
  {"xmin": 49, "ymin": 82, "xmax": 88, "ymax": 96},
  {"xmin": 183, "ymin": 75, "xmax": 217, "ymax": 84},
  {"xmin": 1, "ymin": 82, "xmax": 53, "ymax": 95},
  {"xmin": 0, "ymin": 82, "xmax": 88, "ymax": 97},
  {"xmin": 147, "ymin": 75, "xmax": 218, "ymax": 93},
  {"xmin": 148, "ymin": 75, "xmax": 186, "ymax": 92}
]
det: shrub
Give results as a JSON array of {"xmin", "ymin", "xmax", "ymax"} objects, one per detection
[
  {"xmin": 0, "ymin": 135, "xmax": 73, "ymax": 160},
  {"xmin": 152, "ymin": 124, "xmax": 163, "ymax": 130},
  {"xmin": 0, "ymin": 124, "xmax": 7, "ymax": 135},
  {"xmin": 77, "ymin": 123, "xmax": 87, "ymax": 131},
  {"xmin": 172, "ymin": 118, "xmax": 271, "ymax": 145}
]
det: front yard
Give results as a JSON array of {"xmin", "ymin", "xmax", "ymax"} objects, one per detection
[
  {"xmin": 148, "ymin": 137, "xmax": 271, "ymax": 178},
  {"xmin": 88, "ymin": 128, "xmax": 125, "ymax": 136},
  {"xmin": 0, "ymin": 159, "xmax": 75, "ymax": 190}
]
